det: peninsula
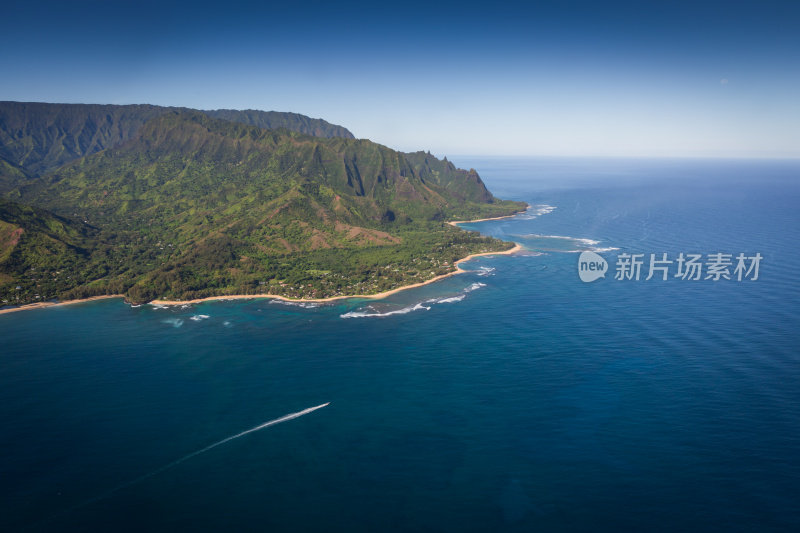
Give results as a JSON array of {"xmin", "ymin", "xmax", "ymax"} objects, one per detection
[{"xmin": 0, "ymin": 102, "xmax": 527, "ymax": 308}]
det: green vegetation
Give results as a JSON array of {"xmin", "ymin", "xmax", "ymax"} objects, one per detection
[
  {"xmin": 0, "ymin": 199, "xmax": 96, "ymax": 305},
  {"xmin": 0, "ymin": 101, "xmax": 355, "ymax": 189},
  {"xmin": 0, "ymin": 105, "xmax": 526, "ymax": 307}
]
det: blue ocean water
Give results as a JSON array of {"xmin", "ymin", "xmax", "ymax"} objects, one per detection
[{"xmin": 1, "ymin": 158, "xmax": 799, "ymax": 532}]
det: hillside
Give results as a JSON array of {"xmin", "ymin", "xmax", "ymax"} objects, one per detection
[
  {"xmin": 0, "ymin": 156, "xmax": 29, "ymax": 194},
  {"xmin": 1, "ymin": 110, "xmax": 525, "ymax": 305},
  {"xmin": 0, "ymin": 102, "xmax": 167, "ymax": 182},
  {"xmin": 0, "ymin": 101, "xmax": 355, "ymax": 191},
  {"xmin": 0, "ymin": 198, "xmax": 98, "ymax": 305}
]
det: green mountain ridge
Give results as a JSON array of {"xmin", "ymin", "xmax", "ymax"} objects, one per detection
[
  {"xmin": 0, "ymin": 101, "xmax": 355, "ymax": 189},
  {"xmin": 203, "ymin": 108, "xmax": 354, "ymax": 140},
  {"xmin": 1, "ymin": 106, "xmax": 526, "ymax": 306}
]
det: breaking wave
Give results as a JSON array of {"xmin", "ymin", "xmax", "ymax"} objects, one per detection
[
  {"xmin": 517, "ymin": 204, "xmax": 557, "ymax": 219},
  {"xmin": 476, "ymin": 266, "xmax": 495, "ymax": 277},
  {"xmin": 464, "ymin": 282, "xmax": 487, "ymax": 293},
  {"xmin": 514, "ymin": 234, "xmax": 618, "ymax": 253},
  {"xmin": 431, "ymin": 295, "xmax": 466, "ymax": 304},
  {"xmin": 341, "ymin": 282, "xmax": 488, "ymax": 318},
  {"xmin": 269, "ymin": 300, "xmax": 322, "ymax": 309},
  {"xmin": 341, "ymin": 302, "xmax": 431, "ymax": 319}
]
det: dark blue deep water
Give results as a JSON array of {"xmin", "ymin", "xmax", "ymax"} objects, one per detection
[{"xmin": 2, "ymin": 158, "xmax": 799, "ymax": 532}]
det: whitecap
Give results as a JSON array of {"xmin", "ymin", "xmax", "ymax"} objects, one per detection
[
  {"xmin": 434, "ymin": 294, "xmax": 466, "ymax": 304},
  {"xmin": 340, "ymin": 277, "xmax": 490, "ymax": 318},
  {"xmin": 269, "ymin": 300, "xmax": 321, "ymax": 309},
  {"xmin": 162, "ymin": 318, "xmax": 184, "ymax": 328},
  {"xmin": 464, "ymin": 282, "xmax": 487, "ymax": 293},
  {"xmin": 514, "ymin": 234, "xmax": 617, "ymax": 253},
  {"xmin": 517, "ymin": 204, "xmax": 557, "ymax": 219},
  {"xmin": 189, "ymin": 314, "xmax": 210, "ymax": 321},
  {"xmin": 426, "ymin": 280, "xmax": 486, "ymax": 305},
  {"xmin": 340, "ymin": 302, "xmax": 431, "ymax": 319}
]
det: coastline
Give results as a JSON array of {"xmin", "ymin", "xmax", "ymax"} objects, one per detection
[
  {"xmin": 0, "ymin": 213, "xmax": 526, "ymax": 314},
  {"xmin": 447, "ymin": 207, "xmax": 528, "ymax": 226},
  {"xmin": 0, "ymin": 294, "xmax": 124, "ymax": 316},
  {"xmin": 149, "ymin": 243, "xmax": 522, "ymax": 305}
]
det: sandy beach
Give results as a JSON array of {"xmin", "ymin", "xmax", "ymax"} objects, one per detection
[
  {"xmin": 447, "ymin": 207, "xmax": 528, "ymax": 226},
  {"xmin": 0, "ymin": 294, "xmax": 125, "ymax": 315},
  {"xmin": 0, "ymin": 216, "xmax": 525, "ymax": 314}
]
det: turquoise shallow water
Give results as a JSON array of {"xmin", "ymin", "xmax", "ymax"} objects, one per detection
[{"xmin": 2, "ymin": 158, "xmax": 799, "ymax": 531}]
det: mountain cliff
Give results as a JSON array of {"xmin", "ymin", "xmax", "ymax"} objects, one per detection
[
  {"xmin": 0, "ymin": 101, "xmax": 355, "ymax": 190},
  {"xmin": 204, "ymin": 109, "xmax": 354, "ymax": 140}
]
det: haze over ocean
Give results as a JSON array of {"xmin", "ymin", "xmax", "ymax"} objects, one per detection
[{"xmin": 2, "ymin": 158, "xmax": 798, "ymax": 532}]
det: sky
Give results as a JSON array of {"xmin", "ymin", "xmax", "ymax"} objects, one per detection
[{"xmin": 2, "ymin": 0, "xmax": 799, "ymax": 158}]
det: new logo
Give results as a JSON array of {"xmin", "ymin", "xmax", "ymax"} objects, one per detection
[{"xmin": 578, "ymin": 251, "xmax": 607, "ymax": 282}]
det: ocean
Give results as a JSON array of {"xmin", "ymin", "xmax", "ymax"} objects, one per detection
[{"xmin": 1, "ymin": 157, "xmax": 799, "ymax": 532}]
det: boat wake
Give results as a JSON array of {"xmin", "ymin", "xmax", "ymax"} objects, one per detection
[{"xmin": 40, "ymin": 403, "xmax": 330, "ymax": 525}]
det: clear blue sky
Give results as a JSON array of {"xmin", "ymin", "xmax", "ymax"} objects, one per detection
[{"xmin": 2, "ymin": 0, "xmax": 798, "ymax": 158}]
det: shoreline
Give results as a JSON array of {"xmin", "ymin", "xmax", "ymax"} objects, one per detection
[
  {"xmin": 149, "ymin": 243, "xmax": 522, "ymax": 306},
  {"xmin": 0, "ymin": 212, "xmax": 527, "ymax": 315},
  {"xmin": 447, "ymin": 206, "xmax": 528, "ymax": 226},
  {"xmin": 0, "ymin": 294, "xmax": 124, "ymax": 316}
]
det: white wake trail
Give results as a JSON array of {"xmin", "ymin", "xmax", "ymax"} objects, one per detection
[
  {"xmin": 162, "ymin": 402, "xmax": 330, "ymax": 469},
  {"xmin": 40, "ymin": 403, "xmax": 329, "ymax": 526}
]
